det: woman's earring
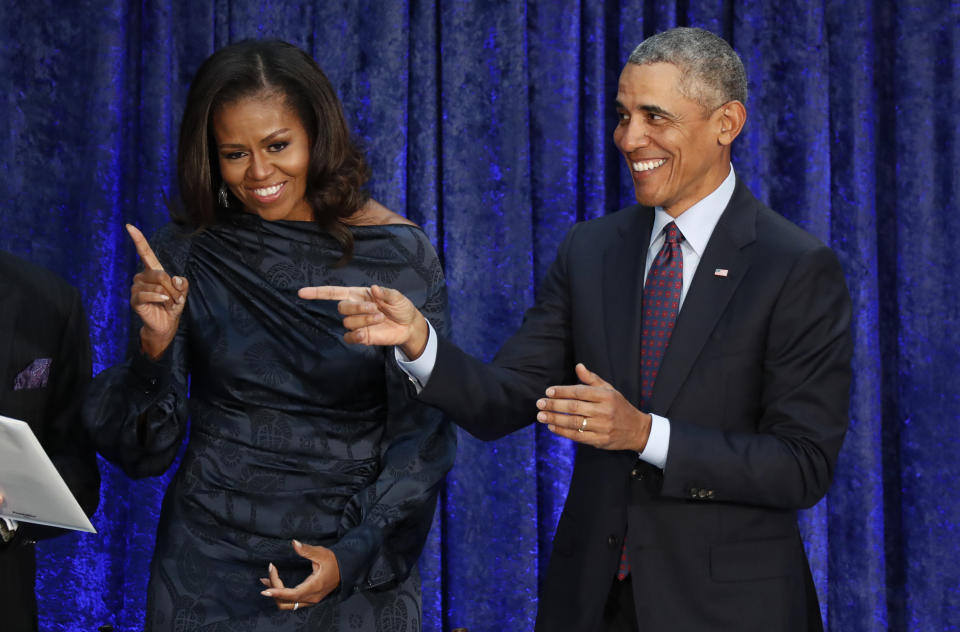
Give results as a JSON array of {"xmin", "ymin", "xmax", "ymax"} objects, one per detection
[{"xmin": 218, "ymin": 183, "xmax": 230, "ymax": 208}]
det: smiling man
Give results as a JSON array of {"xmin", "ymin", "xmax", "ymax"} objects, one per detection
[{"xmin": 301, "ymin": 27, "xmax": 853, "ymax": 631}]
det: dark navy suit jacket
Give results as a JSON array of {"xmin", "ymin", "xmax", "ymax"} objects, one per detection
[
  {"xmin": 0, "ymin": 252, "xmax": 100, "ymax": 632},
  {"xmin": 417, "ymin": 180, "xmax": 852, "ymax": 631}
]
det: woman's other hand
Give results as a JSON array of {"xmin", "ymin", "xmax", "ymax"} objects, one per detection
[
  {"xmin": 126, "ymin": 224, "xmax": 189, "ymax": 359},
  {"xmin": 260, "ymin": 540, "xmax": 341, "ymax": 611}
]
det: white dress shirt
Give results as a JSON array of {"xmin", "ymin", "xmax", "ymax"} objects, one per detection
[{"xmin": 398, "ymin": 166, "xmax": 737, "ymax": 471}]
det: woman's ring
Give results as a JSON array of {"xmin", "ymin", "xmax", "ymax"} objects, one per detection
[{"xmin": 579, "ymin": 417, "xmax": 588, "ymax": 433}]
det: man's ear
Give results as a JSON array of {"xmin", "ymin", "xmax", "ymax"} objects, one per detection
[{"xmin": 716, "ymin": 101, "xmax": 746, "ymax": 146}]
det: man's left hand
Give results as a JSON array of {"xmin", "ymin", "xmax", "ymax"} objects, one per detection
[
  {"xmin": 260, "ymin": 540, "xmax": 341, "ymax": 611},
  {"xmin": 537, "ymin": 363, "xmax": 652, "ymax": 452}
]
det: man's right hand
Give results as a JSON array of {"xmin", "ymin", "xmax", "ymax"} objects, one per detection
[
  {"xmin": 126, "ymin": 224, "xmax": 189, "ymax": 359},
  {"xmin": 297, "ymin": 285, "xmax": 429, "ymax": 360}
]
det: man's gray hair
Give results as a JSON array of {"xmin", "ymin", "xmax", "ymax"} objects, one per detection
[{"xmin": 628, "ymin": 27, "xmax": 747, "ymax": 110}]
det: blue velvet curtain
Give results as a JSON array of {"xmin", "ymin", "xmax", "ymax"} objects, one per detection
[{"xmin": 1, "ymin": 1, "xmax": 957, "ymax": 630}]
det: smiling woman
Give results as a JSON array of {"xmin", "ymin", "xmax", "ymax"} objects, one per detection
[
  {"xmin": 176, "ymin": 39, "xmax": 377, "ymax": 261},
  {"xmin": 212, "ymin": 95, "xmax": 314, "ymax": 222},
  {"xmin": 82, "ymin": 40, "xmax": 454, "ymax": 632}
]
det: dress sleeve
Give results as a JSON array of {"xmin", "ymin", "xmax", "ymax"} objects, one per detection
[
  {"xmin": 82, "ymin": 224, "xmax": 192, "ymax": 479},
  {"xmin": 329, "ymin": 229, "xmax": 457, "ymax": 598}
]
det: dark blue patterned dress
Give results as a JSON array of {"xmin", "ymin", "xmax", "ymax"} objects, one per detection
[{"xmin": 85, "ymin": 216, "xmax": 455, "ymax": 631}]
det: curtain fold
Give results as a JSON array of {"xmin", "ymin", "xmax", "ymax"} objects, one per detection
[
  {"xmin": 822, "ymin": 1, "xmax": 887, "ymax": 629},
  {"xmin": 1, "ymin": 1, "xmax": 957, "ymax": 630}
]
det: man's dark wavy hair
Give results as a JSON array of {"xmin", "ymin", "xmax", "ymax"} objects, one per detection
[{"xmin": 175, "ymin": 39, "xmax": 370, "ymax": 263}]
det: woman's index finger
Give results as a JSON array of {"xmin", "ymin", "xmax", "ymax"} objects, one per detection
[{"xmin": 125, "ymin": 224, "xmax": 165, "ymax": 271}]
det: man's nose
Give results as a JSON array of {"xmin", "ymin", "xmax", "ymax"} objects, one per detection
[{"xmin": 620, "ymin": 121, "xmax": 650, "ymax": 152}]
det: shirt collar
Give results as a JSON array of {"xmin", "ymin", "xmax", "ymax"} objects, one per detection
[{"xmin": 649, "ymin": 165, "xmax": 736, "ymax": 257}]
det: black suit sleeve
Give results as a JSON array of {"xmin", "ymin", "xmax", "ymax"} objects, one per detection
[
  {"xmin": 662, "ymin": 244, "xmax": 853, "ymax": 509},
  {"xmin": 418, "ymin": 225, "xmax": 578, "ymax": 440}
]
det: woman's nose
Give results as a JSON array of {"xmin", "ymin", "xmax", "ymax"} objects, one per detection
[{"xmin": 247, "ymin": 153, "xmax": 274, "ymax": 180}]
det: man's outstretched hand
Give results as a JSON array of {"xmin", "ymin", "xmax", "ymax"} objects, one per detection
[{"xmin": 298, "ymin": 285, "xmax": 430, "ymax": 359}]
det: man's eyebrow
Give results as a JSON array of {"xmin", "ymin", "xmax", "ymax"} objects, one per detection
[
  {"xmin": 614, "ymin": 101, "xmax": 675, "ymax": 118},
  {"xmin": 639, "ymin": 104, "xmax": 673, "ymax": 117}
]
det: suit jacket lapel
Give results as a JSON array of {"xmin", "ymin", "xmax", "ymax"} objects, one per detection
[
  {"xmin": 649, "ymin": 181, "xmax": 759, "ymax": 414},
  {"xmin": 603, "ymin": 206, "xmax": 653, "ymax": 404}
]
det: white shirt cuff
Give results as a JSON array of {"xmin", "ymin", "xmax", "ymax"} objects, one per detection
[
  {"xmin": 1, "ymin": 517, "xmax": 18, "ymax": 537},
  {"xmin": 638, "ymin": 413, "xmax": 670, "ymax": 470},
  {"xmin": 394, "ymin": 320, "xmax": 438, "ymax": 393}
]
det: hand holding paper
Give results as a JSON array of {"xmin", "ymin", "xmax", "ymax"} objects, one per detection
[{"xmin": 0, "ymin": 415, "xmax": 96, "ymax": 533}]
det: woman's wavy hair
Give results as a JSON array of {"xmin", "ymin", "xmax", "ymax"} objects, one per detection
[{"xmin": 176, "ymin": 39, "xmax": 370, "ymax": 262}]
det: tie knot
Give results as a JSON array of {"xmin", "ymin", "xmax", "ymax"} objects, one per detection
[{"xmin": 664, "ymin": 222, "xmax": 683, "ymax": 245}]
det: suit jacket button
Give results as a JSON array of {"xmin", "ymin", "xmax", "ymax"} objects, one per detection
[
  {"xmin": 631, "ymin": 468, "xmax": 645, "ymax": 481},
  {"xmin": 607, "ymin": 535, "xmax": 618, "ymax": 547},
  {"xmin": 690, "ymin": 488, "xmax": 699, "ymax": 498},
  {"xmin": 698, "ymin": 489, "xmax": 709, "ymax": 499}
]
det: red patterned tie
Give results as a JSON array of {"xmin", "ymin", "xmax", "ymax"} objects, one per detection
[
  {"xmin": 639, "ymin": 221, "xmax": 684, "ymax": 407},
  {"xmin": 619, "ymin": 221, "xmax": 684, "ymax": 581}
]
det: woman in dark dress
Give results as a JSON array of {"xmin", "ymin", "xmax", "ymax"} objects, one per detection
[{"xmin": 84, "ymin": 40, "xmax": 455, "ymax": 631}]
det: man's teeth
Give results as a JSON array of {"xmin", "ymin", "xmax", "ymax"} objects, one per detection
[
  {"xmin": 632, "ymin": 159, "xmax": 666, "ymax": 172},
  {"xmin": 253, "ymin": 183, "xmax": 283, "ymax": 196}
]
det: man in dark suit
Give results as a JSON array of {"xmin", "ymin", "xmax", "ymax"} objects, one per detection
[
  {"xmin": 0, "ymin": 251, "xmax": 101, "ymax": 632},
  {"xmin": 301, "ymin": 27, "xmax": 852, "ymax": 631}
]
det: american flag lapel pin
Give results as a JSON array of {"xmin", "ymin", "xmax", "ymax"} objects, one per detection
[{"xmin": 714, "ymin": 268, "xmax": 729, "ymax": 278}]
